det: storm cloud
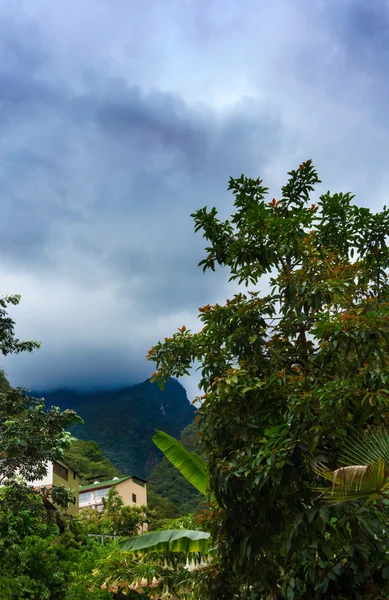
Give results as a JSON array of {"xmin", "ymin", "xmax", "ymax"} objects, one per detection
[{"xmin": 1, "ymin": 0, "xmax": 389, "ymax": 398}]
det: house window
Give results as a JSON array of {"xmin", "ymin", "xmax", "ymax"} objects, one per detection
[
  {"xmin": 53, "ymin": 461, "xmax": 68, "ymax": 481},
  {"xmin": 79, "ymin": 491, "xmax": 93, "ymax": 504},
  {"xmin": 73, "ymin": 471, "xmax": 77, "ymax": 480},
  {"xmin": 95, "ymin": 488, "xmax": 109, "ymax": 501},
  {"xmin": 132, "ymin": 493, "xmax": 137, "ymax": 503}
]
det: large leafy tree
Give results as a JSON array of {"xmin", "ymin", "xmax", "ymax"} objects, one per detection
[
  {"xmin": 0, "ymin": 294, "xmax": 80, "ymax": 485},
  {"xmin": 0, "ymin": 484, "xmax": 72, "ymax": 599},
  {"xmin": 0, "ymin": 294, "xmax": 81, "ymax": 598},
  {"xmin": 147, "ymin": 161, "xmax": 389, "ymax": 598}
]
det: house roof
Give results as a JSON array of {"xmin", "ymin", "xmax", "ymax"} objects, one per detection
[{"xmin": 79, "ymin": 476, "xmax": 132, "ymax": 492}]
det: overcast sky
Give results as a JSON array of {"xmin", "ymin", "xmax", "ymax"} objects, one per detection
[{"xmin": 1, "ymin": 0, "xmax": 389, "ymax": 397}]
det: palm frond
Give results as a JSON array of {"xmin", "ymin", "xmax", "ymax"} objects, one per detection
[
  {"xmin": 315, "ymin": 458, "xmax": 389, "ymax": 504},
  {"xmin": 340, "ymin": 428, "xmax": 389, "ymax": 468}
]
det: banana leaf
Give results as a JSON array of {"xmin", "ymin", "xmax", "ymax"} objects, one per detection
[
  {"xmin": 120, "ymin": 529, "xmax": 211, "ymax": 553},
  {"xmin": 152, "ymin": 430, "xmax": 208, "ymax": 495}
]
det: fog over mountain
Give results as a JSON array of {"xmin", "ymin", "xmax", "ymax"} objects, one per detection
[{"xmin": 1, "ymin": 0, "xmax": 388, "ymax": 400}]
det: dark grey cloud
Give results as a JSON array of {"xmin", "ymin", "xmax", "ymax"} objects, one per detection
[
  {"xmin": 0, "ymin": 60, "xmax": 277, "ymax": 266},
  {"xmin": 0, "ymin": 0, "xmax": 389, "ymax": 398}
]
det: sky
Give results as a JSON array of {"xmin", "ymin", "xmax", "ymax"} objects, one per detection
[{"xmin": 1, "ymin": 0, "xmax": 389, "ymax": 398}]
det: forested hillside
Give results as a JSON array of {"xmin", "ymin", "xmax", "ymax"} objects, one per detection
[
  {"xmin": 63, "ymin": 439, "xmax": 123, "ymax": 482},
  {"xmin": 34, "ymin": 378, "xmax": 195, "ymax": 478}
]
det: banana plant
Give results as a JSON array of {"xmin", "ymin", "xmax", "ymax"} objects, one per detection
[
  {"xmin": 152, "ymin": 430, "xmax": 208, "ymax": 496},
  {"xmin": 120, "ymin": 430, "xmax": 211, "ymax": 555},
  {"xmin": 121, "ymin": 528, "xmax": 211, "ymax": 553},
  {"xmin": 315, "ymin": 428, "xmax": 389, "ymax": 503}
]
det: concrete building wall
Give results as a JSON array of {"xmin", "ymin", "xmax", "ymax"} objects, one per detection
[
  {"xmin": 52, "ymin": 460, "xmax": 80, "ymax": 516},
  {"xmin": 117, "ymin": 478, "xmax": 147, "ymax": 507},
  {"xmin": 29, "ymin": 460, "xmax": 80, "ymax": 515},
  {"xmin": 79, "ymin": 477, "xmax": 147, "ymax": 513}
]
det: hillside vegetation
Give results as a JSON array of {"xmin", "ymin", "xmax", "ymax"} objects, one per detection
[
  {"xmin": 35, "ymin": 378, "xmax": 195, "ymax": 478},
  {"xmin": 63, "ymin": 439, "xmax": 123, "ymax": 482}
]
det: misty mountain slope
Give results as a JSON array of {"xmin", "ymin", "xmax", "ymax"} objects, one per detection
[{"xmin": 34, "ymin": 379, "xmax": 195, "ymax": 478}]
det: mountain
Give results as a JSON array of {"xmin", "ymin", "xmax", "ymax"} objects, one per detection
[
  {"xmin": 35, "ymin": 378, "xmax": 195, "ymax": 478},
  {"xmin": 147, "ymin": 420, "xmax": 205, "ymax": 516}
]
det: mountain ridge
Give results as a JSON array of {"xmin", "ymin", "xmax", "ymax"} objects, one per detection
[{"xmin": 33, "ymin": 378, "xmax": 195, "ymax": 478}]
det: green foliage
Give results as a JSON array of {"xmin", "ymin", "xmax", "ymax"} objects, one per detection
[
  {"xmin": 0, "ymin": 485, "xmax": 69, "ymax": 599},
  {"xmin": 317, "ymin": 458, "xmax": 389, "ymax": 504},
  {"xmin": 148, "ymin": 421, "xmax": 205, "ymax": 516},
  {"xmin": 0, "ymin": 484, "xmax": 119, "ymax": 600},
  {"xmin": 62, "ymin": 540, "xmax": 113, "ymax": 600},
  {"xmin": 148, "ymin": 160, "xmax": 389, "ymax": 598},
  {"xmin": 115, "ymin": 431, "xmax": 212, "ymax": 589},
  {"xmin": 316, "ymin": 428, "xmax": 389, "ymax": 503},
  {"xmin": 340, "ymin": 427, "xmax": 389, "ymax": 467},
  {"xmin": 152, "ymin": 430, "xmax": 208, "ymax": 495},
  {"xmin": 79, "ymin": 487, "xmax": 154, "ymax": 537},
  {"xmin": 96, "ymin": 504, "xmax": 212, "ymax": 598},
  {"xmin": 0, "ymin": 368, "xmax": 11, "ymax": 392},
  {"xmin": 0, "ymin": 294, "xmax": 41, "ymax": 356},
  {"xmin": 35, "ymin": 378, "xmax": 195, "ymax": 478},
  {"xmin": 93, "ymin": 546, "xmax": 210, "ymax": 599},
  {"xmin": 121, "ymin": 529, "xmax": 211, "ymax": 554},
  {"xmin": 0, "ymin": 482, "xmax": 154, "ymax": 600},
  {"xmin": 146, "ymin": 488, "xmax": 180, "ymax": 520},
  {"xmin": 0, "ymin": 385, "xmax": 81, "ymax": 485},
  {"xmin": 155, "ymin": 513, "xmax": 199, "ymax": 531},
  {"xmin": 0, "ymin": 293, "xmax": 89, "ymax": 598},
  {"xmin": 179, "ymin": 420, "xmax": 200, "ymax": 449},
  {"xmin": 64, "ymin": 438, "xmax": 122, "ymax": 483},
  {"xmin": 64, "ymin": 497, "xmax": 205, "ymax": 598}
]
